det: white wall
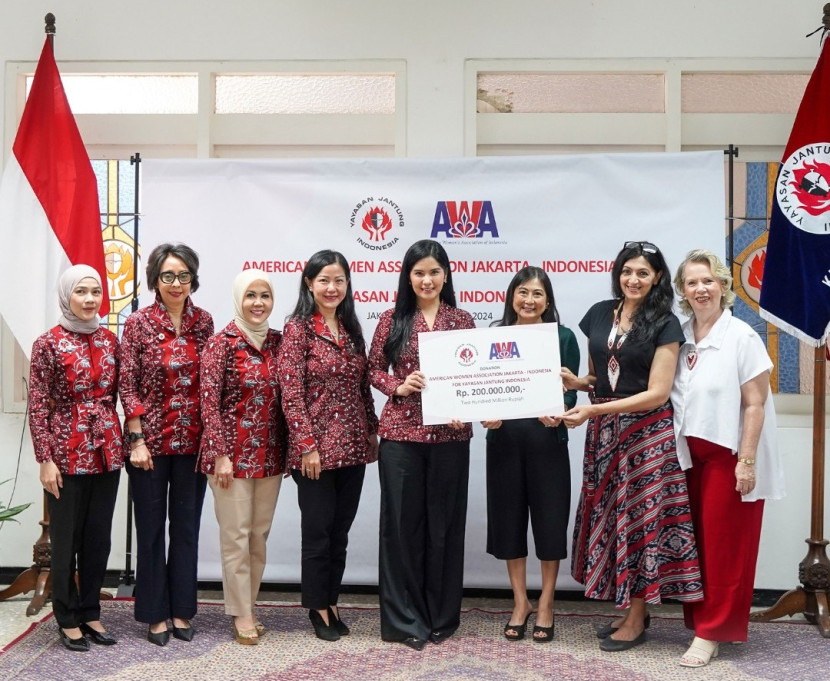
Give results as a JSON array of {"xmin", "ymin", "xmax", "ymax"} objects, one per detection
[{"xmin": 1, "ymin": 0, "xmax": 827, "ymax": 592}]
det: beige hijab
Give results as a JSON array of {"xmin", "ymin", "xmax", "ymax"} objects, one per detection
[
  {"xmin": 57, "ymin": 265, "xmax": 102, "ymax": 334},
  {"xmin": 232, "ymin": 268, "xmax": 273, "ymax": 350}
]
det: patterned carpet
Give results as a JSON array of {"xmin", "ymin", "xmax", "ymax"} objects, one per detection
[{"xmin": 0, "ymin": 599, "xmax": 824, "ymax": 680}]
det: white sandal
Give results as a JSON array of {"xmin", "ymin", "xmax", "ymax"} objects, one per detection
[{"xmin": 679, "ymin": 636, "xmax": 719, "ymax": 667}]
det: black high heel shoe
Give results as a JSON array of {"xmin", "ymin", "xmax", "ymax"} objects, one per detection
[
  {"xmin": 327, "ymin": 607, "xmax": 349, "ymax": 636},
  {"xmin": 503, "ymin": 611, "xmax": 532, "ymax": 641},
  {"xmin": 147, "ymin": 626, "xmax": 170, "ymax": 647},
  {"xmin": 58, "ymin": 627, "xmax": 90, "ymax": 652},
  {"xmin": 309, "ymin": 609, "xmax": 340, "ymax": 641},
  {"xmin": 79, "ymin": 622, "xmax": 117, "ymax": 645}
]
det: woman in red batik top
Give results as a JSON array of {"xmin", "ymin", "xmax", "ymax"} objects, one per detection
[
  {"xmin": 29, "ymin": 265, "xmax": 123, "ymax": 652},
  {"xmin": 200, "ymin": 267, "xmax": 284, "ymax": 646},
  {"xmin": 368, "ymin": 239, "xmax": 474, "ymax": 651},
  {"xmin": 119, "ymin": 243, "xmax": 214, "ymax": 647},
  {"xmin": 278, "ymin": 250, "xmax": 378, "ymax": 642}
]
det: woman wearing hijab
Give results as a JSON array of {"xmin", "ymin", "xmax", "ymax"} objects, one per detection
[
  {"xmin": 29, "ymin": 265, "xmax": 123, "ymax": 652},
  {"xmin": 278, "ymin": 250, "xmax": 378, "ymax": 641},
  {"xmin": 119, "ymin": 243, "xmax": 214, "ymax": 646},
  {"xmin": 200, "ymin": 268, "xmax": 284, "ymax": 645}
]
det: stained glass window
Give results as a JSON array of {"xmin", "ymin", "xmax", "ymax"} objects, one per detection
[{"xmin": 91, "ymin": 159, "xmax": 140, "ymax": 337}]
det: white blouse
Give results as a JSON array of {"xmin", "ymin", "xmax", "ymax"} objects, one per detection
[{"xmin": 671, "ymin": 309, "xmax": 785, "ymax": 501}]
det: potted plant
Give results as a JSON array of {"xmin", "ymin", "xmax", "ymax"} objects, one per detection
[{"xmin": 0, "ymin": 479, "xmax": 32, "ymax": 523}]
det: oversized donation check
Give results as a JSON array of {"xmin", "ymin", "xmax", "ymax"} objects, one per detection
[{"xmin": 418, "ymin": 323, "xmax": 564, "ymax": 425}]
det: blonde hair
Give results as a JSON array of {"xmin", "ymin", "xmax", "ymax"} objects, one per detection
[{"xmin": 673, "ymin": 249, "xmax": 735, "ymax": 315}]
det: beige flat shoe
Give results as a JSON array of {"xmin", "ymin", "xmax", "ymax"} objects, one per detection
[{"xmin": 679, "ymin": 636, "xmax": 719, "ymax": 667}]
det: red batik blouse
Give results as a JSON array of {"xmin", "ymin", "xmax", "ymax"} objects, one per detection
[
  {"xmin": 368, "ymin": 302, "xmax": 474, "ymax": 443},
  {"xmin": 119, "ymin": 297, "xmax": 214, "ymax": 457},
  {"xmin": 29, "ymin": 326, "xmax": 123, "ymax": 474},
  {"xmin": 278, "ymin": 314, "xmax": 379, "ymax": 471},
  {"xmin": 199, "ymin": 322, "xmax": 284, "ymax": 478}
]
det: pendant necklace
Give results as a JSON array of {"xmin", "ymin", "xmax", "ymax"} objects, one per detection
[{"xmin": 606, "ymin": 304, "xmax": 629, "ymax": 392}]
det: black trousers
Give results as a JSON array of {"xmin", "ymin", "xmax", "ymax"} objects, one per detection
[
  {"xmin": 47, "ymin": 469, "xmax": 120, "ymax": 629},
  {"xmin": 378, "ymin": 439, "xmax": 470, "ymax": 642},
  {"xmin": 292, "ymin": 464, "xmax": 366, "ymax": 610},
  {"xmin": 485, "ymin": 419, "xmax": 571, "ymax": 560},
  {"xmin": 127, "ymin": 455, "xmax": 207, "ymax": 624}
]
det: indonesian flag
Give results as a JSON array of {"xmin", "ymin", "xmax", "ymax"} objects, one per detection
[
  {"xmin": 0, "ymin": 37, "xmax": 108, "ymax": 359},
  {"xmin": 759, "ymin": 36, "xmax": 830, "ymax": 346}
]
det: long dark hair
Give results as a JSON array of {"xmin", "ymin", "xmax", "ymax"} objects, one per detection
[
  {"xmin": 383, "ymin": 239, "xmax": 457, "ymax": 366},
  {"xmin": 288, "ymin": 250, "xmax": 366, "ymax": 353},
  {"xmin": 610, "ymin": 241, "xmax": 674, "ymax": 342},
  {"xmin": 493, "ymin": 266, "xmax": 561, "ymax": 327}
]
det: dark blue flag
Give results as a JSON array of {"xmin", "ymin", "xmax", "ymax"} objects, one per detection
[{"xmin": 759, "ymin": 37, "xmax": 830, "ymax": 346}]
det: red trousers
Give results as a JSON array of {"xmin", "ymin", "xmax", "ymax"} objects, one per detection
[{"xmin": 682, "ymin": 437, "xmax": 764, "ymax": 642}]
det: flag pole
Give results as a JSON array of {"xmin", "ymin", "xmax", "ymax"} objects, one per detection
[
  {"xmin": 0, "ymin": 13, "xmax": 59, "ymax": 616},
  {"xmin": 749, "ymin": 4, "xmax": 830, "ymax": 639}
]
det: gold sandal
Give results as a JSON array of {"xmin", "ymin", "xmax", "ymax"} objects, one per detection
[{"xmin": 232, "ymin": 620, "xmax": 260, "ymax": 645}]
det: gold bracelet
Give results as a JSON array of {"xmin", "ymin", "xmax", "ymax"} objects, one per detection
[{"xmin": 738, "ymin": 457, "xmax": 755, "ymax": 465}]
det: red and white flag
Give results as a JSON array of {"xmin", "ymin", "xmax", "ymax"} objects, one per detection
[{"xmin": 0, "ymin": 37, "xmax": 108, "ymax": 358}]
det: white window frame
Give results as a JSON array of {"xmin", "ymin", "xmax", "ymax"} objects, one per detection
[
  {"xmin": 464, "ymin": 58, "xmax": 814, "ymax": 160},
  {"xmin": 1, "ymin": 59, "xmax": 407, "ymax": 412}
]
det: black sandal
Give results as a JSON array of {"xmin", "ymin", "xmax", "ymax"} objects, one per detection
[
  {"xmin": 532, "ymin": 621, "xmax": 554, "ymax": 643},
  {"xmin": 503, "ymin": 612, "xmax": 532, "ymax": 641}
]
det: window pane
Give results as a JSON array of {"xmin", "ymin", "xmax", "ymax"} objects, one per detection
[
  {"xmin": 215, "ymin": 74, "xmax": 395, "ymax": 114},
  {"xmin": 26, "ymin": 75, "xmax": 198, "ymax": 113},
  {"xmin": 681, "ymin": 73, "xmax": 809, "ymax": 113},
  {"xmin": 477, "ymin": 73, "xmax": 665, "ymax": 113}
]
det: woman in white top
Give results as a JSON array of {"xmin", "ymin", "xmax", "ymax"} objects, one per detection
[{"xmin": 671, "ymin": 249, "xmax": 784, "ymax": 668}]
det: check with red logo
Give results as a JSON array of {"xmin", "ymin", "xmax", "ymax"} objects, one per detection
[{"xmin": 418, "ymin": 323, "xmax": 564, "ymax": 425}]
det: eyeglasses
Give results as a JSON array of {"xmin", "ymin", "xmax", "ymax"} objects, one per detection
[
  {"xmin": 624, "ymin": 241, "xmax": 658, "ymax": 254},
  {"xmin": 159, "ymin": 271, "xmax": 193, "ymax": 285}
]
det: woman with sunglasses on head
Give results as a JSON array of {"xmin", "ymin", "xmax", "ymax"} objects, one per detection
[
  {"xmin": 483, "ymin": 267, "xmax": 579, "ymax": 643},
  {"xmin": 278, "ymin": 250, "xmax": 378, "ymax": 642},
  {"xmin": 29, "ymin": 266, "xmax": 122, "ymax": 652},
  {"xmin": 561, "ymin": 241, "xmax": 702, "ymax": 653},
  {"xmin": 368, "ymin": 239, "xmax": 474, "ymax": 651},
  {"xmin": 119, "ymin": 243, "xmax": 214, "ymax": 646},
  {"xmin": 670, "ymin": 250, "xmax": 783, "ymax": 668},
  {"xmin": 200, "ymin": 268, "xmax": 284, "ymax": 646}
]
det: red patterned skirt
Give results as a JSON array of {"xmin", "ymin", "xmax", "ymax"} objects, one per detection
[{"xmin": 571, "ymin": 398, "xmax": 703, "ymax": 609}]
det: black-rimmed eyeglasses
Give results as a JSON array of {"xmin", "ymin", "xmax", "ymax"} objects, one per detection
[
  {"xmin": 159, "ymin": 271, "xmax": 193, "ymax": 285},
  {"xmin": 624, "ymin": 241, "xmax": 658, "ymax": 254}
]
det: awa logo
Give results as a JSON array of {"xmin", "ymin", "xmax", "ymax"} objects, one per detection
[
  {"xmin": 777, "ymin": 144, "xmax": 830, "ymax": 234},
  {"xmin": 431, "ymin": 201, "xmax": 499, "ymax": 239},
  {"xmin": 489, "ymin": 341, "xmax": 520, "ymax": 360}
]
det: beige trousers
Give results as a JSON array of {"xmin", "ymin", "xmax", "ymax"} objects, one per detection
[{"xmin": 209, "ymin": 475, "xmax": 282, "ymax": 617}]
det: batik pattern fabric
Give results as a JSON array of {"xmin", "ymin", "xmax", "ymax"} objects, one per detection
[
  {"xmin": 368, "ymin": 302, "xmax": 474, "ymax": 443},
  {"xmin": 278, "ymin": 314, "xmax": 378, "ymax": 471},
  {"xmin": 29, "ymin": 325, "xmax": 123, "ymax": 474},
  {"xmin": 119, "ymin": 297, "xmax": 214, "ymax": 457},
  {"xmin": 200, "ymin": 322, "xmax": 284, "ymax": 478},
  {"xmin": 571, "ymin": 397, "xmax": 703, "ymax": 609}
]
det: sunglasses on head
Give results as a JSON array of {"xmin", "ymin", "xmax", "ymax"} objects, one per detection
[{"xmin": 624, "ymin": 241, "xmax": 658, "ymax": 254}]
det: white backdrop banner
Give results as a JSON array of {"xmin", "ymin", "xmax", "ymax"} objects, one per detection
[{"xmin": 141, "ymin": 152, "xmax": 724, "ymax": 589}]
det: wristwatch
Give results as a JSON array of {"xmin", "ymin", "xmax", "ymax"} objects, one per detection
[{"xmin": 128, "ymin": 431, "xmax": 145, "ymax": 444}]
